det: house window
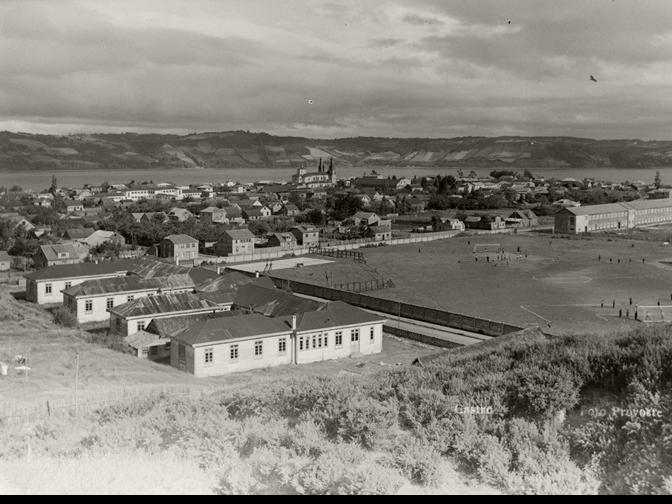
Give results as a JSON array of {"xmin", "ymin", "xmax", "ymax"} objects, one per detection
[
  {"xmin": 323, "ymin": 334, "xmax": 328, "ymax": 347},
  {"xmin": 45, "ymin": 283, "xmax": 52, "ymax": 294},
  {"xmin": 335, "ymin": 331, "xmax": 343, "ymax": 347},
  {"xmin": 141, "ymin": 347, "xmax": 149, "ymax": 358},
  {"xmin": 85, "ymin": 299, "xmax": 93, "ymax": 313},
  {"xmin": 230, "ymin": 344, "xmax": 239, "ymax": 360},
  {"xmin": 318, "ymin": 334, "xmax": 323, "ymax": 348},
  {"xmin": 254, "ymin": 341, "xmax": 263, "ymax": 357},
  {"xmin": 178, "ymin": 344, "xmax": 186, "ymax": 366},
  {"xmin": 204, "ymin": 348, "xmax": 214, "ymax": 366},
  {"xmin": 351, "ymin": 328, "xmax": 360, "ymax": 342},
  {"xmin": 106, "ymin": 298, "xmax": 114, "ymax": 310},
  {"xmin": 116, "ymin": 318, "xmax": 123, "ymax": 332},
  {"xmin": 65, "ymin": 282, "xmax": 72, "ymax": 290},
  {"xmin": 312, "ymin": 335, "xmax": 317, "ymax": 349},
  {"xmin": 299, "ymin": 337, "xmax": 304, "ymax": 351},
  {"xmin": 370, "ymin": 327, "xmax": 375, "ymax": 342},
  {"xmin": 137, "ymin": 321, "xmax": 146, "ymax": 332},
  {"xmin": 279, "ymin": 338, "xmax": 287, "ymax": 354},
  {"xmin": 127, "ymin": 295, "xmax": 134, "ymax": 303}
]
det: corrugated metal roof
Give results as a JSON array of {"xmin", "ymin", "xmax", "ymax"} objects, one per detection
[
  {"xmin": 561, "ymin": 199, "xmax": 672, "ymax": 216},
  {"xmin": 233, "ymin": 284, "xmax": 325, "ymax": 317},
  {"xmin": 127, "ymin": 257, "xmax": 191, "ymax": 278},
  {"xmin": 147, "ymin": 311, "xmax": 237, "ymax": 338},
  {"xmin": 282, "ymin": 301, "xmax": 386, "ymax": 332},
  {"xmin": 63, "ymin": 274, "xmax": 194, "ymax": 297},
  {"xmin": 172, "ymin": 313, "xmax": 291, "ymax": 346},
  {"xmin": 560, "ymin": 203, "xmax": 630, "ymax": 216},
  {"xmin": 109, "ymin": 292, "xmax": 216, "ymax": 318},
  {"xmin": 25, "ymin": 260, "xmax": 135, "ymax": 281},
  {"xmin": 124, "ymin": 331, "xmax": 166, "ymax": 350}
]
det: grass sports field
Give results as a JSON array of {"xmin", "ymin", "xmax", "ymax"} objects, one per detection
[{"xmin": 359, "ymin": 233, "xmax": 672, "ymax": 334}]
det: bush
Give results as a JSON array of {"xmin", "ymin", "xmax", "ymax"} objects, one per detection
[
  {"xmin": 337, "ymin": 395, "xmax": 398, "ymax": 449},
  {"xmin": 390, "ymin": 436, "xmax": 445, "ymax": 487},
  {"xmin": 52, "ymin": 306, "xmax": 78, "ymax": 328}
]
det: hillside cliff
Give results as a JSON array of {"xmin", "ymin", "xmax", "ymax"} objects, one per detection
[{"xmin": 1, "ymin": 130, "xmax": 672, "ymax": 171}]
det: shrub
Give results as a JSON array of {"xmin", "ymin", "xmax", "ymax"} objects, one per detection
[
  {"xmin": 336, "ymin": 463, "xmax": 406, "ymax": 495},
  {"xmin": 337, "ymin": 395, "xmax": 398, "ymax": 449},
  {"xmin": 390, "ymin": 436, "xmax": 445, "ymax": 487},
  {"xmin": 52, "ymin": 306, "xmax": 78, "ymax": 328}
]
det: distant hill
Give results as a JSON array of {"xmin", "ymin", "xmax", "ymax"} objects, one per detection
[{"xmin": 1, "ymin": 130, "xmax": 672, "ymax": 171}]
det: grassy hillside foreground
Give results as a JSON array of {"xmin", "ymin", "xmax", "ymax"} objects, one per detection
[{"xmin": 1, "ymin": 326, "xmax": 671, "ymax": 495}]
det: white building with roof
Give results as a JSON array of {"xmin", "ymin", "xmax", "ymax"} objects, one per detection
[{"xmin": 170, "ymin": 301, "xmax": 385, "ymax": 377}]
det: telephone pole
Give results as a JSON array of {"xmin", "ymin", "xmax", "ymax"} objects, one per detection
[{"xmin": 74, "ymin": 351, "xmax": 80, "ymax": 416}]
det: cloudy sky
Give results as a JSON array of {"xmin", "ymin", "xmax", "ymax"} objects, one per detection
[{"xmin": 1, "ymin": 0, "xmax": 671, "ymax": 139}]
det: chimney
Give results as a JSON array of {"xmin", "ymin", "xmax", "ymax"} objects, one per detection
[{"xmin": 291, "ymin": 314, "xmax": 297, "ymax": 330}]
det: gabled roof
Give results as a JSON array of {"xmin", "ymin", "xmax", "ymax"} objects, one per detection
[
  {"xmin": 126, "ymin": 257, "xmax": 191, "ymax": 278},
  {"xmin": 196, "ymin": 272, "xmax": 273, "ymax": 293},
  {"xmin": 286, "ymin": 301, "xmax": 386, "ymax": 332},
  {"xmin": 63, "ymin": 274, "xmax": 194, "ymax": 297},
  {"xmin": 560, "ymin": 203, "xmax": 630, "ymax": 216},
  {"xmin": 172, "ymin": 313, "xmax": 290, "ymax": 346},
  {"xmin": 109, "ymin": 292, "xmax": 215, "ymax": 318},
  {"xmin": 163, "ymin": 234, "xmax": 198, "ymax": 244},
  {"xmin": 64, "ymin": 228, "xmax": 95, "ymax": 240},
  {"xmin": 25, "ymin": 260, "xmax": 135, "ymax": 281},
  {"xmin": 38, "ymin": 244, "xmax": 81, "ymax": 261},
  {"xmin": 233, "ymin": 284, "xmax": 325, "ymax": 317},
  {"xmin": 291, "ymin": 225, "xmax": 317, "ymax": 234},
  {"xmin": 146, "ymin": 311, "xmax": 237, "ymax": 338},
  {"xmin": 223, "ymin": 228, "xmax": 255, "ymax": 240},
  {"xmin": 270, "ymin": 232, "xmax": 297, "ymax": 243},
  {"xmin": 124, "ymin": 331, "xmax": 167, "ymax": 350}
]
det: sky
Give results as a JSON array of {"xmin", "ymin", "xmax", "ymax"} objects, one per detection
[{"xmin": 1, "ymin": 0, "xmax": 672, "ymax": 139}]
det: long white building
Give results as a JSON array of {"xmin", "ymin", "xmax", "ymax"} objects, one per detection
[{"xmin": 554, "ymin": 198, "xmax": 672, "ymax": 234}]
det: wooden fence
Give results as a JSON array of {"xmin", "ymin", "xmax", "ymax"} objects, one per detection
[
  {"xmin": 0, "ymin": 385, "xmax": 216, "ymax": 426},
  {"xmin": 269, "ymin": 277, "xmax": 523, "ymax": 337}
]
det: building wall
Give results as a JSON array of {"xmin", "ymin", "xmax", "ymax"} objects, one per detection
[
  {"xmin": 220, "ymin": 236, "xmax": 254, "ymax": 256},
  {"xmin": 188, "ymin": 332, "xmax": 293, "ymax": 378},
  {"xmin": 0, "ymin": 260, "xmax": 9, "ymax": 272},
  {"xmin": 296, "ymin": 323, "xmax": 383, "ymax": 365},
  {"xmin": 68, "ymin": 290, "xmax": 156, "ymax": 324},
  {"xmin": 172, "ymin": 322, "xmax": 384, "ymax": 378},
  {"xmin": 26, "ymin": 273, "xmax": 126, "ymax": 305}
]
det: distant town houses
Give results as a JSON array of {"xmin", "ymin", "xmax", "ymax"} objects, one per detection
[
  {"xmin": 0, "ymin": 251, "xmax": 11, "ymax": 271},
  {"xmin": 159, "ymin": 234, "xmax": 200, "ymax": 263},
  {"xmin": 34, "ymin": 243, "xmax": 84, "ymax": 269},
  {"xmin": 290, "ymin": 225, "xmax": 320, "ymax": 248},
  {"xmin": 216, "ymin": 229, "xmax": 255, "ymax": 257}
]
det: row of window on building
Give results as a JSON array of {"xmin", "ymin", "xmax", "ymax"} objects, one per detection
[{"xmin": 181, "ymin": 327, "xmax": 375, "ymax": 367}]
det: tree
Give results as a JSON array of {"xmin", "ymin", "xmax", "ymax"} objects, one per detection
[
  {"xmin": 655, "ymin": 171, "xmax": 662, "ymax": 189},
  {"xmin": 50, "ymin": 175, "xmax": 58, "ymax": 194},
  {"xmin": 523, "ymin": 169, "xmax": 535, "ymax": 180}
]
